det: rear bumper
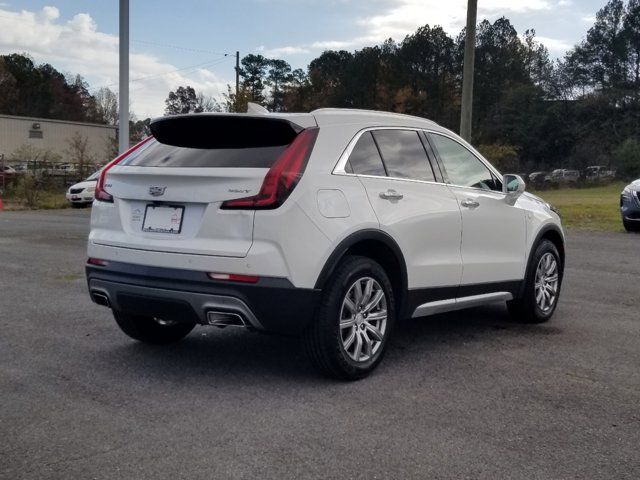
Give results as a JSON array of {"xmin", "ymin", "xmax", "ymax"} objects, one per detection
[
  {"xmin": 66, "ymin": 192, "xmax": 94, "ymax": 203},
  {"xmin": 86, "ymin": 261, "xmax": 320, "ymax": 336}
]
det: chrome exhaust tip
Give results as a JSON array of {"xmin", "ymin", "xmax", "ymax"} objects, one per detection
[
  {"xmin": 206, "ymin": 311, "xmax": 246, "ymax": 328},
  {"xmin": 91, "ymin": 291, "xmax": 111, "ymax": 307}
]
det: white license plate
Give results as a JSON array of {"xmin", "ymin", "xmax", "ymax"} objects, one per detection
[{"xmin": 142, "ymin": 205, "xmax": 184, "ymax": 234}]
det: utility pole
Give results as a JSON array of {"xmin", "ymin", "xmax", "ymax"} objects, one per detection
[
  {"xmin": 460, "ymin": 0, "xmax": 477, "ymax": 142},
  {"xmin": 235, "ymin": 51, "xmax": 240, "ymax": 112},
  {"xmin": 118, "ymin": 0, "xmax": 129, "ymax": 154}
]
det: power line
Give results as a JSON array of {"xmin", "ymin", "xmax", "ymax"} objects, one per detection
[
  {"xmin": 131, "ymin": 39, "xmax": 232, "ymax": 57},
  {"xmin": 99, "ymin": 56, "xmax": 232, "ymax": 90}
]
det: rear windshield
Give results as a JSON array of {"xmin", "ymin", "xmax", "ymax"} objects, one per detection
[{"xmin": 121, "ymin": 139, "xmax": 286, "ymax": 168}]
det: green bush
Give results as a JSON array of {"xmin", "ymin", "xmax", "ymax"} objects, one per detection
[
  {"xmin": 477, "ymin": 144, "xmax": 520, "ymax": 173},
  {"xmin": 613, "ymin": 138, "xmax": 640, "ymax": 179}
]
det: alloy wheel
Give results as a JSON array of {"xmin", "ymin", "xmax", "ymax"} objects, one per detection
[
  {"xmin": 535, "ymin": 252, "xmax": 559, "ymax": 313},
  {"xmin": 339, "ymin": 277, "xmax": 388, "ymax": 362}
]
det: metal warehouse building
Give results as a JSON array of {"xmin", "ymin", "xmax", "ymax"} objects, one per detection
[{"xmin": 0, "ymin": 114, "xmax": 117, "ymax": 164}]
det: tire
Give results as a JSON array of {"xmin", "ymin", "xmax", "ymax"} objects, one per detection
[
  {"xmin": 508, "ymin": 239, "xmax": 562, "ymax": 324},
  {"xmin": 112, "ymin": 310, "xmax": 195, "ymax": 344},
  {"xmin": 304, "ymin": 256, "xmax": 396, "ymax": 380},
  {"xmin": 623, "ymin": 219, "xmax": 639, "ymax": 232}
]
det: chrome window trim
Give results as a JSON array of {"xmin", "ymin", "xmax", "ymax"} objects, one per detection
[
  {"xmin": 427, "ymin": 130, "xmax": 503, "ymax": 186},
  {"xmin": 332, "ymin": 126, "xmax": 505, "ymax": 195}
]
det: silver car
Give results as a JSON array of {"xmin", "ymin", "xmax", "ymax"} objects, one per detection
[{"xmin": 620, "ymin": 179, "xmax": 640, "ymax": 232}]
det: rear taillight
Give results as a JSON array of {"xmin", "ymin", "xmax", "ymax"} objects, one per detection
[
  {"xmin": 221, "ymin": 127, "xmax": 319, "ymax": 210},
  {"xmin": 95, "ymin": 137, "xmax": 154, "ymax": 203}
]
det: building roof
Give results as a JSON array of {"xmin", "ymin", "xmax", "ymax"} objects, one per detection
[{"xmin": 0, "ymin": 114, "xmax": 117, "ymax": 130}]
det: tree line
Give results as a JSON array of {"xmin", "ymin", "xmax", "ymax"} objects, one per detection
[
  {"xmin": 218, "ymin": 0, "xmax": 640, "ymax": 178},
  {"xmin": 2, "ymin": 0, "xmax": 639, "ymax": 178}
]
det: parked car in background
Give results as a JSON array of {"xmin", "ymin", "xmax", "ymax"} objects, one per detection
[
  {"xmin": 12, "ymin": 163, "xmax": 29, "ymax": 173},
  {"xmin": 620, "ymin": 179, "xmax": 640, "ymax": 232},
  {"xmin": 65, "ymin": 170, "xmax": 99, "ymax": 207},
  {"xmin": 545, "ymin": 169, "xmax": 580, "ymax": 186},
  {"xmin": 586, "ymin": 165, "xmax": 615, "ymax": 181},
  {"xmin": 1, "ymin": 165, "xmax": 16, "ymax": 182},
  {"xmin": 85, "ymin": 109, "xmax": 565, "ymax": 380},
  {"xmin": 528, "ymin": 171, "xmax": 548, "ymax": 189}
]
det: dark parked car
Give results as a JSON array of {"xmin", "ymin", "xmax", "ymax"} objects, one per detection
[
  {"xmin": 528, "ymin": 171, "xmax": 548, "ymax": 189},
  {"xmin": 621, "ymin": 179, "xmax": 640, "ymax": 232}
]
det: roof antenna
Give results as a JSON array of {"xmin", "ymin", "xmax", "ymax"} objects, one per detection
[{"xmin": 247, "ymin": 102, "xmax": 269, "ymax": 114}]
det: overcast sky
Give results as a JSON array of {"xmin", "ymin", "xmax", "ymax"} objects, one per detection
[{"xmin": 0, "ymin": 0, "xmax": 606, "ymax": 118}]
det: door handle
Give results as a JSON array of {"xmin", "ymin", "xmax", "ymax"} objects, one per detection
[
  {"xmin": 379, "ymin": 190, "xmax": 404, "ymax": 201},
  {"xmin": 460, "ymin": 198, "xmax": 480, "ymax": 208}
]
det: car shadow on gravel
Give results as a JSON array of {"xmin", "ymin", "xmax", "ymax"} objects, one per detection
[{"xmin": 97, "ymin": 303, "xmax": 563, "ymax": 383}]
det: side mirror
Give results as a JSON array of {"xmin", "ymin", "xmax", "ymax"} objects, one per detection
[{"xmin": 503, "ymin": 174, "xmax": 525, "ymax": 203}]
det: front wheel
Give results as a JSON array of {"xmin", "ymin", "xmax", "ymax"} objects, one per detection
[
  {"xmin": 508, "ymin": 240, "xmax": 562, "ymax": 324},
  {"xmin": 304, "ymin": 256, "xmax": 395, "ymax": 380},
  {"xmin": 623, "ymin": 218, "xmax": 639, "ymax": 232},
  {"xmin": 113, "ymin": 311, "xmax": 195, "ymax": 344}
]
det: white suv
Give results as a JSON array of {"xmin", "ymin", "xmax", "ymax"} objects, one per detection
[{"xmin": 86, "ymin": 109, "xmax": 565, "ymax": 379}]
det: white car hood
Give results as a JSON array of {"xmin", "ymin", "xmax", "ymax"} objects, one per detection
[{"xmin": 69, "ymin": 180, "xmax": 97, "ymax": 190}]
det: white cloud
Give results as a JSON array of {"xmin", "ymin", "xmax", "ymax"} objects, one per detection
[
  {"xmin": 536, "ymin": 36, "xmax": 573, "ymax": 54},
  {"xmin": 260, "ymin": 0, "xmax": 568, "ymax": 61},
  {"xmin": 0, "ymin": 6, "xmax": 229, "ymax": 118},
  {"xmin": 356, "ymin": 0, "xmax": 556, "ymax": 43},
  {"xmin": 311, "ymin": 40, "xmax": 356, "ymax": 49},
  {"xmin": 261, "ymin": 45, "xmax": 310, "ymax": 56}
]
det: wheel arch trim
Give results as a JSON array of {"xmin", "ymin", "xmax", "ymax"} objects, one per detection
[
  {"xmin": 519, "ymin": 223, "xmax": 565, "ymax": 298},
  {"xmin": 313, "ymin": 229, "xmax": 409, "ymax": 311}
]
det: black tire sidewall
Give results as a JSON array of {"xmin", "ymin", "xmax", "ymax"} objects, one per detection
[
  {"xmin": 315, "ymin": 256, "xmax": 395, "ymax": 379},
  {"xmin": 525, "ymin": 240, "xmax": 562, "ymax": 321}
]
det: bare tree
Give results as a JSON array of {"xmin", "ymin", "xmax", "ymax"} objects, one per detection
[
  {"xmin": 196, "ymin": 92, "xmax": 222, "ymax": 112},
  {"xmin": 66, "ymin": 132, "xmax": 95, "ymax": 177},
  {"xmin": 95, "ymin": 87, "xmax": 119, "ymax": 125}
]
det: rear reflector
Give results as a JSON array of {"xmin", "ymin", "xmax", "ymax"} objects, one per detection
[
  {"xmin": 88, "ymin": 258, "xmax": 109, "ymax": 267},
  {"xmin": 220, "ymin": 127, "xmax": 319, "ymax": 210},
  {"xmin": 207, "ymin": 273, "xmax": 259, "ymax": 283}
]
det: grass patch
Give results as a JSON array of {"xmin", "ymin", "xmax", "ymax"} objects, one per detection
[
  {"xmin": 532, "ymin": 182, "xmax": 625, "ymax": 232},
  {"xmin": 2, "ymin": 190, "xmax": 69, "ymax": 210},
  {"xmin": 1, "ymin": 176, "xmax": 70, "ymax": 210}
]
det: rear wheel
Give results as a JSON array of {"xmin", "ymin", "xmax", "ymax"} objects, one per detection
[
  {"xmin": 304, "ymin": 256, "xmax": 395, "ymax": 380},
  {"xmin": 113, "ymin": 311, "xmax": 195, "ymax": 344},
  {"xmin": 508, "ymin": 240, "xmax": 562, "ymax": 324}
]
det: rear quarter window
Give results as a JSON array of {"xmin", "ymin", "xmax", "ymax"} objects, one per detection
[{"xmin": 346, "ymin": 132, "xmax": 387, "ymax": 177}]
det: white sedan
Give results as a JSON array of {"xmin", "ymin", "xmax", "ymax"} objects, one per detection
[{"xmin": 66, "ymin": 170, "xmax": 99, "ymax": 207}]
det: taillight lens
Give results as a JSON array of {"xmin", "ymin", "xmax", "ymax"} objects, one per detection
[
  {"xmin": 95, "ymin": 136, "xmax": 154, "ymax": 202},
  {"xmin": 221, "ymin": 127, "xmax": 319, "ymax": 210}
]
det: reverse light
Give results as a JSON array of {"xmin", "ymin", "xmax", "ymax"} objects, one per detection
[
  {"xmin": 95, "ymin": 136, "xmax": 154, "ymax": 202},
  {"xmin": 221, "ymin": 127, "xmax": 319, "ymax": 210},
  {"xmin": 207, "ymin": 272, "xmax": 259, "ymax": 283}
]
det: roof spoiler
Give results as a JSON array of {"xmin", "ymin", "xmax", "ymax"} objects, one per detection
[{"xmin": 149, "ymin": 113, "xmax": 316, "ymax": 149}]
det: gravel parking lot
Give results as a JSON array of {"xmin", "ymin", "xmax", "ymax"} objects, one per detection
[{"xmin": 1, "ymin": 209, "xmax": 639, "ymax": 479}]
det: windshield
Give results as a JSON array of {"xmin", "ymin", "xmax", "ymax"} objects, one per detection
[{"xmin": 85, "ymin": 170, "xmax": 100, "ymax": 181}]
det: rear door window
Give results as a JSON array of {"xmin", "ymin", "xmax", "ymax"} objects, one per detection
[
  {"xmin": 346, "ymin": 131, "xmax": 387, "ymax": 176},
  {"xmin": 121, "ymin": 139, "xmax": 286, "ymax": 168},
  {"xmin": 371, "ymin": 130, "xmax": 435, "ymax": 182}
]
